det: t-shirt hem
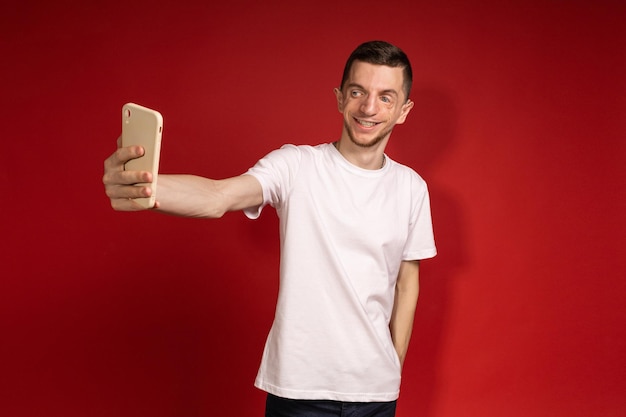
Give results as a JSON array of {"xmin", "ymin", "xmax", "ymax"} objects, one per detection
[
  {"xmin": 241, "ymin": 172, "xmax": 268, "ymax": 219},
  {"xmin": 254, "ymin": 379, "xmax": 400, "ymax": 402},
  {"xmin": 403, "ymin": 247, "xmax": 437, "ymax": 261}
]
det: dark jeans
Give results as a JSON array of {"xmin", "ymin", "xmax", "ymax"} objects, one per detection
[{"xmin": 265, "ymin": 393, "xmax": 397, "ymax": 417}]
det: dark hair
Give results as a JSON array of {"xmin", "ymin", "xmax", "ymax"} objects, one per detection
[{"xmin": 340, "ymin": 40, "xmax": 413, "ymax": 101}]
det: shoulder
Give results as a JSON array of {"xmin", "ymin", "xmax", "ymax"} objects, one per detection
[
  {"xmin": 280, "ymin": 143, "xmax": 330, "ymax": 155},
  {"xmin": 263, "ymin": 143, "xmax": 330, "ymax": 163},
  {"xmin": 250, "ymin": 143, "xmax": 331, "ymax": 178},
  {"xmin": 267, "ymin": 143, "xmax": 326, "ymax": 156}
]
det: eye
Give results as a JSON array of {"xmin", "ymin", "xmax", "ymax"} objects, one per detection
[
  {"xmin": 350, "ymin": 90, "xmax": 363, "ymax": 97},
  {"xmin": 380, "ymin": 96, "xmax": 392, "ymax": 103}
]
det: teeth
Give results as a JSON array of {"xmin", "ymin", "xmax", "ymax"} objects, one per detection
[{"xmin": 358, "ymin": 119, "xmax": 376, "ymax": 127}]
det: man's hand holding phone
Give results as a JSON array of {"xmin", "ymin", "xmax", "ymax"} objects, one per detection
[
  {"xmin": 103, "ymin": 136, "xmax": 157, "ymax": 211},
  {"xmin": 103, "ymin": 103, "xmax": 163, "ymax": 210}
]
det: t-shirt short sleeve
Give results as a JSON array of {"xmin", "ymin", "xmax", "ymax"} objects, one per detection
[
  {"xmin": 243, "ymin": 144, "xmax": 301, "ymax": 219},
  {"xmin": 402, "ymin": 172, "xmax": 437, "ymax": 261}
]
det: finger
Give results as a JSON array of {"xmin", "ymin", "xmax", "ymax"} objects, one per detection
[
  {"xmin": 103, "ymin": 168, "xmax": 153, "ymax": 186},
  {"xmin": 103, "ymin": 145, "xmax": 145, "ymax": 175},
  {"xmin": 112, "ymin": 135, "xmax": 141, "ymax": 161},
  {"xmin": 105, "ymin": 183, "xmax": 152, "ymax": 200},
  {"xmin": 110, "ymin": 196, "xmax": 151, "ymax": 212},
  {"xmin": 115, "ymin": 145, "xmax": 145, "ymax": 165}
]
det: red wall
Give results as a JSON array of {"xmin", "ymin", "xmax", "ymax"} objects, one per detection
[{"xmin": 1, "ymin": 1, "xmax": 624, "ymax": 416}]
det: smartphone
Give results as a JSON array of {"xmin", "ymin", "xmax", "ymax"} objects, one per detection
[{"xmin": 121, "ymin": 103, "xmax": 163, "ymax": 209}]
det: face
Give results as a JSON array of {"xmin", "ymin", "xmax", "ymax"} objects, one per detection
[{"xmin": 334, "ymin": 61, "xmax": 414, "ymax": 149}]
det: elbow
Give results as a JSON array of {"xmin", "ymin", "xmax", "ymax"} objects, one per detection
[
  {"xmin": 203, "ymin": 201, "xmax": 231, "ymax": 219},
  {"xmin": 208, "ymin": 209, "xmax": 227, "ymax": 219},
  {"xmin": 193, "ymin": 205, "xmax": 227, "ymax": 219}
]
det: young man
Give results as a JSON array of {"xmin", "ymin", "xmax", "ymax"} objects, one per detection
[{"xmin": 103, "ymin": 41, "xmax": 437, "ymax": 417}]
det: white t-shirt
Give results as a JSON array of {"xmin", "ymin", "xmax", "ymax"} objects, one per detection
[{"xmin": 244, "ymin": 143, "xmax": 436, "ymax": 402}]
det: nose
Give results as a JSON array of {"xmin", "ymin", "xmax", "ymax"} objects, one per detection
[{"xmin": 359, "ymin": 94, "xmax": 378, "ymax": 116}]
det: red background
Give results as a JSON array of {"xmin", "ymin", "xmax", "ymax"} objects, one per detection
[{"xmin": 1, "ymin": 1, "xmax": 624, "ymax": 416}]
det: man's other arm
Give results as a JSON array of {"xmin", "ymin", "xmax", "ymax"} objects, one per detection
[{"xmin": 389, "ymin": 260, "xmax": 420, "ymax": 369}]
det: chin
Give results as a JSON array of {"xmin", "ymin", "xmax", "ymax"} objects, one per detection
[
  {"xmin": 348, "ymin": 130, "xmax": 388, "ymax": 148},
  {"xmin": 352, "ymin": 138, "xmax": 380, "ymax": 148},
  {"xmin": 344, "ymin": 122, "xmax": 386, "ymax": 148}
]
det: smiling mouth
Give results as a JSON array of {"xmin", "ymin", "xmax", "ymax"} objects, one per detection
[{"xmin": 355, "ymin": 118, "xmax": 379, "ymax": 128}]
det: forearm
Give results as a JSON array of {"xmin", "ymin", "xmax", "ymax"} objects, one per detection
[
  {"xmin": 389, "ymin": 260, "xmax": 420, "ymax": 368},
  {"xmin": 154, "ymin": 174, "xmax": 262, "ymax": 218}
]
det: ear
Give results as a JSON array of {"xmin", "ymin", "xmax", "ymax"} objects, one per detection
[
  {"xmin": 334, "ymin": 88, "xmax": 345, "ymax": 113},
  {"xmin": 395, "ymin": 99, "xmax": 414, "ymax": 125}
]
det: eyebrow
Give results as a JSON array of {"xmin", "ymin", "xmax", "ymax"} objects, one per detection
[{"xmin": 347, "ymin": 83, "xmax": 399, "ymax": 97}]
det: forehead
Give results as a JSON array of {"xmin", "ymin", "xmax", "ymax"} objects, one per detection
[{"xmin": 346, "ymin": 61, "xmax": 405, "ymax": 94}]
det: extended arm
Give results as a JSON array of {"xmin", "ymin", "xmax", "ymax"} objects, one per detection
[
  {"xmin": 103, "ymin": 138, "xmax": 262, "ymax": 217},
  {"xmin": 154, "ymin": 174, "xmax": 262, "ymax": 218},
  {"xmin": 389, "ymin": 260, "xmax": 420, "ymax": 369}
]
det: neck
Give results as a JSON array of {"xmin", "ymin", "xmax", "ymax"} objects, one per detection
[{"xmin": 333, "ymin": 140, "xmax": 386, "ymax": 170}]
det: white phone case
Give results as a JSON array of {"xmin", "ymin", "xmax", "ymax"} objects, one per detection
[{"xmin": 121, "ymin": 103, "xmax": 163, "ymax": 209}]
